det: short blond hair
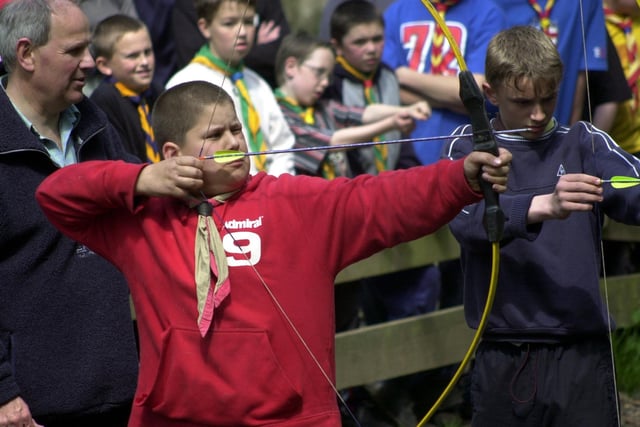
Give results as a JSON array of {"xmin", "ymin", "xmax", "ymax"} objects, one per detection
[
  {"xmin": 485, "ymin": 26, "xmax": 563, "ymax": 97},
  {"xmin": 92, "ymin": 14, "xmax": 148, "ymax": 59}
]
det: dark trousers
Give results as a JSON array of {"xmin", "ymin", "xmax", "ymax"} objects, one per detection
[
  {"xmin": 471, "ymin": 338, "xmax": 619, "ymax": 427},
  {"xmin": 36, "ymin": 403, "xmax": 131, "ymax": 427}
]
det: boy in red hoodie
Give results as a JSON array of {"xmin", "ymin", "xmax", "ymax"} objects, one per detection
[{"xmin": 36, "ymin": 80, "xmax": 510, "ymax": 427}]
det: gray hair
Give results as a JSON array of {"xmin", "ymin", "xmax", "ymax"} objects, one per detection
[{"xmin": 0, "ymin": 0, "xmax": 78, "ymax": 72}]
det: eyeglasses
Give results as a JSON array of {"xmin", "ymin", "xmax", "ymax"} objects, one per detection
[{"xmin": 302, "ymin": 63, "xmax": 333, "ymax": 83}]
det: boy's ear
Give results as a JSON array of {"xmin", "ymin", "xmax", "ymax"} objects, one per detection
[
  {"xmin": 162, "ymin": 141, "xmax": 181, "ymax": 159},
  {"xmin": 197, "ymin": 17, "xmax": 211, "ymax": 40},
  {"xmin": 283, "ymin": 56, "xmax": 299, "ymax": 80},
  {"xmin": 94, "ymin": 56, "xmax": 113, "ymax": 77},
  {"xmin": 483, "ymin": 82, "xmax": 498, "ymax": 106}
]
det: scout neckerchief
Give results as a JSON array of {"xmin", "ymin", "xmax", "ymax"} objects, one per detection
[
  {"xmin": 605, "ymin": 7, "xmax": 640, "ymax": 112},
  {"xmin": 273, "ymin": 88, "xmax": 315, "ymax": 125},
  {"xmin": 335, "ymin": 55, "xmax": 387, "ymax": 172},
  {"xmin": 113, "ymin": 81, "xmax": 161, "ymax": 163},
  {"xmin": 194, "ymin": 191, "xmax": 237, "ymax": 337},
  {"xmin": 429, "ymin": 0, "xmax": 460, "ymax": 76},
  {"xmin": 191, "ymin": 45, "xmax": 268, "ymax": 171},
  {"xmin": 528, "ymin": 0, "xmax": 558, "ymax": 44},
  {"xmin": 273, "ymin": 88, "xmax": 338, "ymax": 179},
  {"xmin": 336, "ymin": 55, "xmax": 378, "ymax": 104}
]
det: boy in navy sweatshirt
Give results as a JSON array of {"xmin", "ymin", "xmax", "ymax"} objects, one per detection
[{"xmin": 443, "ymin": 25, "xmax": 636, "ymax": 427}]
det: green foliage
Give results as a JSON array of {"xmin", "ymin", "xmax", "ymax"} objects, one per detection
[
  {"xmin": 431, "ymin": 412, "xmax": 468, "ymax": 427},
  {"xmin": 613, "ymin": 309, "xmax": 640, "ymax": 395},
  {"xmin": 440, "ymin": 419, "xmax": 465, "ymax": 427}
]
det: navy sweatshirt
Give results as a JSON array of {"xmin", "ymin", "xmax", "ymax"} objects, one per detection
[{"xmin": 444, "ymin": 120, "xmax": 640, "ymax": 342}]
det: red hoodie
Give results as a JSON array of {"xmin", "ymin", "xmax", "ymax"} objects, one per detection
[{"xmin": 36, "ymin": 159, "xmax": 480, "ymax": 426}]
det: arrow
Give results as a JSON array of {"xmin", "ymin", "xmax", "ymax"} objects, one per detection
[
  {"xmin": 601, "ymin": 176, "xmax": 640, "ymax": 189},
  {"xmin": 200, "ymin": 128, "xmax": 530, "ymax": 163}
]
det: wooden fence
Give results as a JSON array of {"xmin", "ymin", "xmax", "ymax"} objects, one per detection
[{"xmin": 334, "ymin": 221, "xmax": 640, "ymax": 389}]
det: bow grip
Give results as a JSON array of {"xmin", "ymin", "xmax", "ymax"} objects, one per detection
[{"xmin": 459, "ymin": 71, "xmax": 504, "ymax": 242}]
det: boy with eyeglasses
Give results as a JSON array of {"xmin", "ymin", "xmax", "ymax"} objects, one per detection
[{"xmin": 274, "ymin": 31, "xmax": 429, "ymax": 178}]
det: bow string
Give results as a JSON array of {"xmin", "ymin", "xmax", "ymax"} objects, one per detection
[
  {"xmin": 197, "ymin": 0, "xmax": 364, "ymax": 425},
  {"xmin": 578, "ymin": 1, "xmax": 622, "ymax": 424}
]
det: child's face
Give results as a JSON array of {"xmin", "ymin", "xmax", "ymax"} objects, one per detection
[
  {"xmin": 284, "ymin": 47, "xmax": 335, "ymax": 107},
  {"xmin": 333, "ymin": 22, "xmax": 384, "ymax": 74},
  {"xmin": 97, "ymin": 28, "xmax": 155, "ymax": 93},
  {"xmin": 198, "ymin": 1, "xmax": 256, "ymax": 67},
  {"xmin": 182, "ymin": 102, "xmax": 250, "ymax": 195},
  {"xmin": 485, "ymin": 77, "xmax": 558, "ymax": 140}
]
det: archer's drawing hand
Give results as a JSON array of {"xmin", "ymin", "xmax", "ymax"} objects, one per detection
[
  {"xmin": 529, "ymin": 173, "xmax": 603, "ymax": 222},
  {"xmin": 135, "ymin": 157, "xmax": 205, "ymax": 201}
]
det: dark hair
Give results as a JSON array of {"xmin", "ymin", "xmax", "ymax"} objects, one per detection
[
  {"xmin": 330, "ymin": 0, "xmax": 384, "ymax": 42},
  {"xmin": 195, "ymin": 0, "xmax": 256, "ymax": 23},
  {"xmin": 152, "ymin": 81, "xmax": 235, "ymax": 148}
]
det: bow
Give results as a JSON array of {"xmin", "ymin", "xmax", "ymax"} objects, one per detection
[{"xmin": 416, "ymin": 1, "xmax": 504, "ymax": 425}]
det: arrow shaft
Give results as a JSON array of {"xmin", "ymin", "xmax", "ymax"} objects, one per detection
[
  {"xmin": 601, "ymin": 179, "xmax": 640, "ymax": 183},
  {"xmin": 201, "ymin": 128, "xmax": 530, "ymax": 160}
]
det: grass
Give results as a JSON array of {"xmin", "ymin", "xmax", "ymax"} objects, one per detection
[{"xmin": 613, "ymin": 309, "xmax": 640, "ymax": 396}]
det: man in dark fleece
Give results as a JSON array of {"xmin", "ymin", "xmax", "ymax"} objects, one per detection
[{"xmin": 0, "ymin": 1, "xmax": 139, "ymax": 426}]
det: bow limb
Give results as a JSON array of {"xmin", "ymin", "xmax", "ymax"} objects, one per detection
[
  {"xmin": 416, "ymin": 2, "xmax": 503, "ymax": 426},
  {"xmin": 420, "ymin": 0, "xmax": 468, "ymax": 71}
]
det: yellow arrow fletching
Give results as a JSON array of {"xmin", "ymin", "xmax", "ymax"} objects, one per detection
[
  {"xmin": 212, "ymin": 150, "xmax": 245, "ymax": 164},
  {"xmin": 607, "ymin": 176, "xmax": 640, "ymax": 189}
]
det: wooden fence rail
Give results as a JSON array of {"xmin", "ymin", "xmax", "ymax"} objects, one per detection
[{"xmin": 334, "ymin": 221, "xmax": 640, "ymax": 389}]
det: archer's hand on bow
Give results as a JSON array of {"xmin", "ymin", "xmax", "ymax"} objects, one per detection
[{"xmin": 463, "ymin": 148, "xmax": 512, "ymax": 194}]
